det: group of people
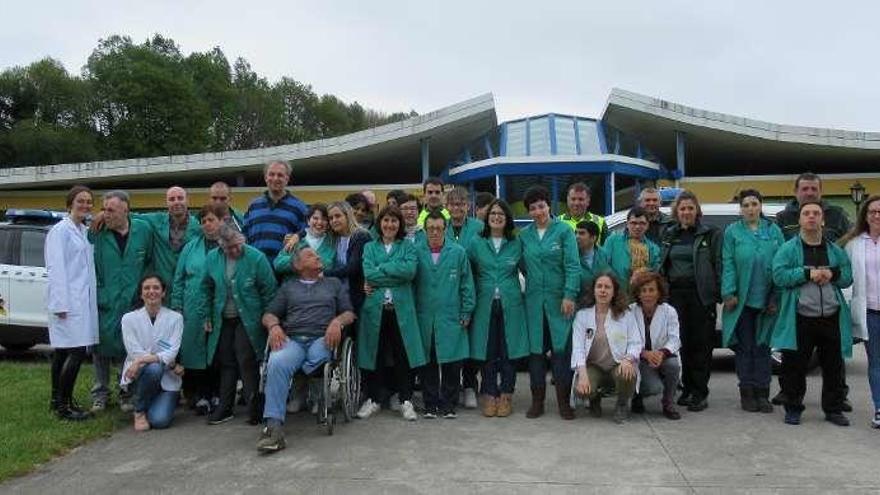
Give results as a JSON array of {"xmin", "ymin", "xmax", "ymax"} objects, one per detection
[{"xmin": 43, "ymin": 161, "xmax": 880, "ymax": 455}]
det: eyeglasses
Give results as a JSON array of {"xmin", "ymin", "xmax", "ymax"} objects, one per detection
[{"xmin": 868, "ymin": 210, "xmax": 880, "ymax": 216}]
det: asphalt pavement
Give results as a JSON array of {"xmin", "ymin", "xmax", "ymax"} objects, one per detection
[{"xmin": 2, "ymin": 349, "xmax": 879, "ymax": 494}]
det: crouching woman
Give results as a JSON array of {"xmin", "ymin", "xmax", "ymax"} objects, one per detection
[
  {"xmin": 572, "ymin": 273, "xmax": 642, "ymax": 423},
  {"xmin": 120, "ymin": 275, "xmax": 184, "ymax": 431}
]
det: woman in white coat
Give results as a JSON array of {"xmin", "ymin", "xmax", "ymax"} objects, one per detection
[
  {"xmin": 120, "ymin": 275, "xmax": 184, "ymax": 431},
  {"xmin": 840, "ymin": 195, "xmax": 880, "ymax": 428},
  {"xmin": 44, "ymin": 185, "xmax": 99, "ymax": 421},
  {"xmin": 628, "ymin": 271, "xmax": 682, "ymax": 420},
  {"xmin": 572, "ymin": 273, "xmax": 642, "ymax": 423}
]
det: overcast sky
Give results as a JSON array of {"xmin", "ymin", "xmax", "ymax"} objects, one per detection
[{"xmin": 3, "ymin": 1, "xmax": 879, "ymax": 131}]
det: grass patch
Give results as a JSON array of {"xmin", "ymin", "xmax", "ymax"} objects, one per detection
[{"xmin": 0, "ymin": 361, "xmax": 126, "ymax": 482}]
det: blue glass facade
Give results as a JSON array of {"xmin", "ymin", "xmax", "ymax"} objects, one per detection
[{"xmin": 444, "ymin": 113, "xmax": 666, "ymax": 219}]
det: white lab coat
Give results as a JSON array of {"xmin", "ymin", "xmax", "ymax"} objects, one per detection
[
  {"xmin": 628, "ymin": 302, "xmax": 682, "ymax": 355},
  {"xmin": 571, "ymin": 306, "xmax": 643, "ymax": 389},
  {"xmin": 44, "ymin": 217, "xmax": 99, "ymax": 348},
  {"xmin": 845, "ymin": 237, "xmax": 872, "ymax": 342},
  {"xmin": 120, "ymin": 307, "xmax": 183, "ymax": 391}
]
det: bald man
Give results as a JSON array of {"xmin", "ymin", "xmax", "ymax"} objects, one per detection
[
  {"xmin": 210, "ymin": 181, "xmax": 245, "ymax": 232},
  {"xmin": 137, "ymin": 186, "xmax": 201, "ymax": 302}
]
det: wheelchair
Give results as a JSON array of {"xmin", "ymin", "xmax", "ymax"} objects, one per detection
[{"xmin": 259, "ymin": 328, "xmax": 361, "ymax": 436}]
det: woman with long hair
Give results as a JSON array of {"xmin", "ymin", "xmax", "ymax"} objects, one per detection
[
  {"xmin": 467, "ymin": 199, "xmax": 529, "ymax": 417},
  {"xmin": 323, "ymin": 200, "xmax": 373, "ymax": 314},
  {"xmin": 840, "ymin": 194, "xmax": 880, "ymax": 428},
  {"xmin": 572, "ymin": 273, "xmax": 642, "ymax": 423},
  {"xmin": 44, "ymin": 185, "xmax": 99, "ymax": 421}
]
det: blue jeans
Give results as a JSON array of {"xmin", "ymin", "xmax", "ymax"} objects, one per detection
[
  {"xmin": 733, "ymin": 307, "xmax": 771, "ymax": 388},
  {"xmin": 865, "ymin": 311, "xmax": 880, "ymax": 410},
  {"xmin": 132, "ymin": 362, "xmax": 178, "ymax": 429},
  {"xmin": 263, "ymin": 336, "xmax": 331, "ymax": 423},
  {"xmin": 528, "ymin": 313, "xmax": 572, "ymax": 391},
  {"xmin": 481, "ymin": 300, "xmax": 516, "ymax": 397}
]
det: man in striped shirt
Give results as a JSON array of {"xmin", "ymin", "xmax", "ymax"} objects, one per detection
[{"xmin": 243, "ymin": 160, "xmax": 308, "ymax": 260}]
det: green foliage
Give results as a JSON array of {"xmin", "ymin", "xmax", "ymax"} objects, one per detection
[{"xmin": 0, "ymin": 34, "xmax": 415, "ymax": 167}]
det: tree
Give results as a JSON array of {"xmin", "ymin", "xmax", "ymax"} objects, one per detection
[{"xmin": 85, "ymin": 34, "xmax": 211, "ymax": 158}]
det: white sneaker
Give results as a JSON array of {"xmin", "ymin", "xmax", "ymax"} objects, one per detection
[
  {"xmin": 388, "ymin": 394, "xmax": 401, "ymax": 412},
  {"xmin": 463, "ymin": 388, "xmax": 478, "ymax": 409},
  {"xmin": 872, "ymin": 410, "xmax": 880, "ymax": 429},
  {"xmin": 400, "ymin": 400, "xmax": 418, "ymax": 421},
  {"xmin": 357, "ymin": 399, "xmax": 381, "ymax": 419}
]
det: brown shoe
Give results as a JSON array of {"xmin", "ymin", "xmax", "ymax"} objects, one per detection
[
  {"xmin": 555, "ymin": 383, "xmax": 575, "ymax": 420},
  {"xmin": 526, "ymin": 386, "xmax": 545, "ymax": 418},
  {"xmin": 134, "ymin": 412, "xmax": 150, "ymax": 432},
  {"xmin": 496, "ymin": 394, "xmax": 513, "ymax": 417},
  {"xmin": 481, "ymin": 395, "xmax": 498, "ymax": 417}
]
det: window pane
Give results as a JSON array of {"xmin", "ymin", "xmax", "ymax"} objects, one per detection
[
  {"xmin": 0, "ymin": 229, "xmax": 14, "ymax": 264},
  {"xmin": 19, "ymin": 230, "xmax": 46, "ymax": 268},
  {"xmin": 505, "ymin": 121, "xmax": 527, "ymax": 157},
  {"xmin": 577, "ymin": 120, "xmax": 602, "ymax": 154},
  {"xmin": 555, "ymin": 117, "xmax": 577, "ymax": 155},
  {"xmin": 528, "ymin": 117, "xmax": 550, "ymax": 156}
]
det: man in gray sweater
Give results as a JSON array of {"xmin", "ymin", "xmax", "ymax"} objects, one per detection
[{"xmin": 257, "ymin": 247, "xmax": 356, "ymax": 453}]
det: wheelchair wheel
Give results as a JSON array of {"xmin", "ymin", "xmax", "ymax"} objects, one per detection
[
  {"xmin": 341, "ymin": 338, "xmax": 360, "ymax": 422},
  {"xmin": 322, "ymin": 361, "xmax": 335, "ymax": 436}
]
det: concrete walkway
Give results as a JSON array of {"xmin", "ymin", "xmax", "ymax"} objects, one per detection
[{"xmin": 4, "ymin": 350, "xmax": 879, "ymax": 494}]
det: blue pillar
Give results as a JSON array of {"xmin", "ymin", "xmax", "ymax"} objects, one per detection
[
  {"xmin": 550, "ymin": 176, "xmax": 560, "ymax": 216},
  {"xmin": 604, "ymin": 173, "xmax": 614, "ymax": 215},
  {"xmin": 420, "ymin": 138, "xmax": 431, "ymax": 182},
  {"xmin": 675, "ymin": 131, "xmax": 686, "ymax": 180},
  {"xmin": 483, "ymin": 135, "xmax": 494, "ymax": 159}
]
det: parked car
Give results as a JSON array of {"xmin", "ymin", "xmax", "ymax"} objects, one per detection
[
  {"xmin": 605, "ymin": 203, "xmax": 787, "ymax": 349},
  {"xmin": 0, "ymin": 209, "xmax": 65, "ymax": 350}
]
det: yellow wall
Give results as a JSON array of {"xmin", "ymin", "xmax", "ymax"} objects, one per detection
[{"xmin": 657, "ymin": 177, "xmax": 880, "ymax": 203}]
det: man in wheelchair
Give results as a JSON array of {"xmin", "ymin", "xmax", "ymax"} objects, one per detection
[{"xmin": 257, "ymin": 247, "xmax": 356, "ymax": 453}]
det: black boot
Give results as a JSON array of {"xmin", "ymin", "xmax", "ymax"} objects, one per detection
[
  {"xmin": 555, "ymin": 383, "xmax": 575, "ymax": 420},
  {"xmin": 526, "ymin": 386, "xmax": 545, "ymax": 418},
  {"xmin": 754, "ymin": 388, "xmax": 774, "ymax": 413},
  {"xmin": 56, "ymin": 349, "xmax": 91, "ymax": 421},
  {"xmin": 739, "ymin": 386, "xmax": 758, "ymax": 412}
]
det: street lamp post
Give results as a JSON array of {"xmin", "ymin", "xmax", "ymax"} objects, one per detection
[{"xmin": 850, "ymin": 181, "xmax": 866, "ymax": 206}]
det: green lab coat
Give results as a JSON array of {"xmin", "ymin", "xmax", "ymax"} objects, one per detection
[
  {"xmin": 199, "ymin": 244, "xmax": 277, "ymax": 360},
  {"xmin": 136, "ymin": 212, "xmax": 201, "ymax": 302},
  {"xmin": 272, "ymin": 235, "xmax": 337, "ymax": 278},
  {"xmin": 519, "ymin": 219, "xmax": 580, "ymax": 354},
  {"xmin": 93, "ymin": 216, "xmax": 153, "ymax": 358},
  {"xmin": 579, "ymin": 245, "xmax": 611, "ymax": 297},
  {"xmin": 770, "ymin": 236, "xmax": 853, "ymax": 358},
  {"xmin": 414, "ymin": 240, "xmax": 475, "ymax": 363},
  {"xmin": 171, "ymin": 235, "xmax": 215, "ymax": 369},
  {"xmin": 720, "ymin": 219, "xmax": 784, "ymax": 347},
  {"xmin": 357, "ymin": 239, "xmax": 427, "ymax": 370},
  {"xmin": 445, "ymin": 217, "xmax": 484, "ymax": 250},
  {"xmin": 603, "ymin": 230, "xmax": 660, "ymax": 292},
  {"xmin": 467, "ymin": 236, "xmax": 530, "ymax": 360}
]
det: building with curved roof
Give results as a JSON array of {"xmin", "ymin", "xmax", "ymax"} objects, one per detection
[{"xmin": 1, "ymin": 88, "xmax": 878, "ymax": 217}]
